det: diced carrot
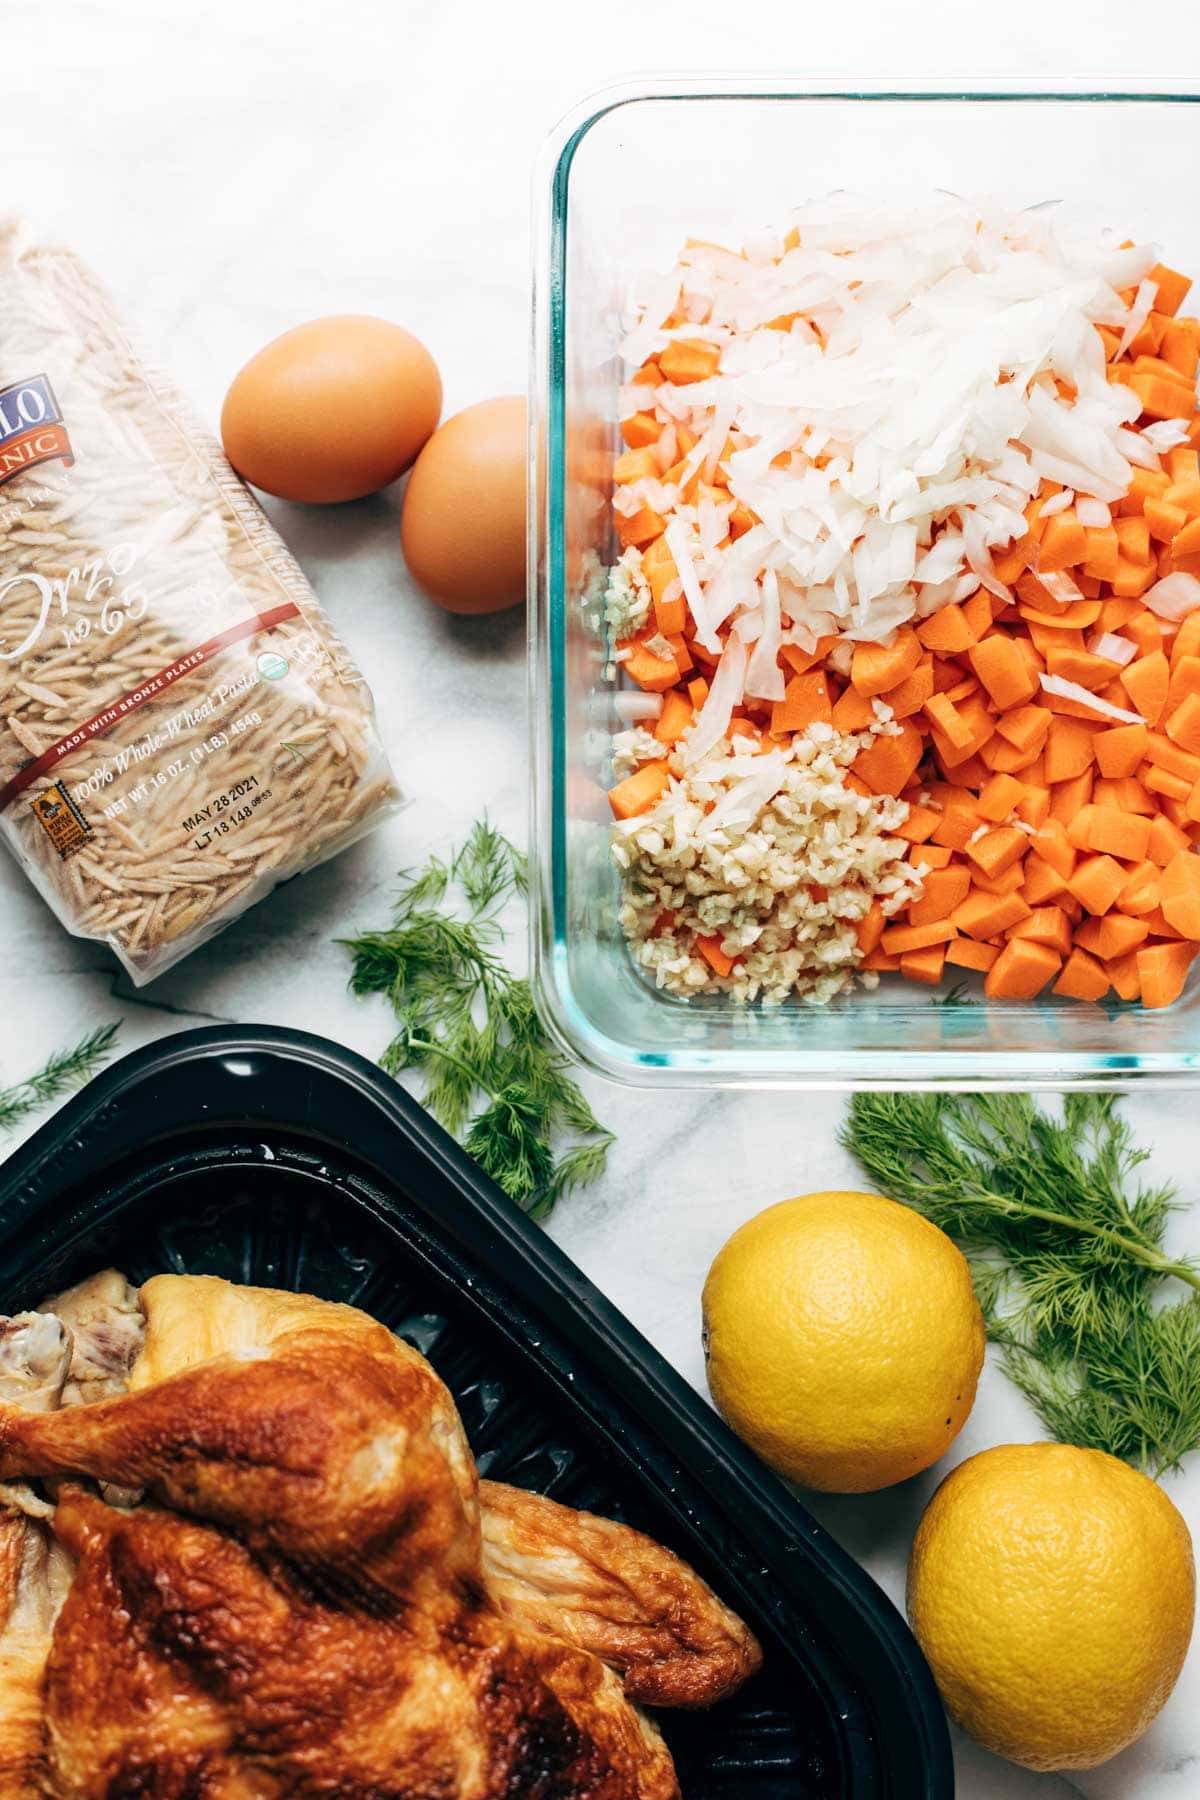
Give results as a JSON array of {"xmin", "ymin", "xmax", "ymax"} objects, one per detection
[
  {"xmin": 1145, "ymin": 765, "xmax": 1193, "ymax": 803},
  {"xmin": 861, "ymin": 948, "xmax": 902, "ymax": 972},
  {"xmin": 951, "ymin": 889, "xmax": 1032, "ymax": 939},
  {"xmin": 972, "ymin": 863, "xmax": 1028, "ymax": 897},
  {"xmin": 728, "ymin": 503, "xmax": 756, "ymax": 538},
  {"xmin": 1023, "ymin": 852, "xmax": 1069, "ymax": 905},
  {"xmin": 969, "ymin": 633, "xmax": 1039, "ymax": 710},
  {"xmin": 1159, "ymin": 848, "xmax": 1200, "ymax": 938},
  {"xmin": 1129, "ymin": 370, "xmax": 1197, "ymax": 421},
  {"xmin": 1115, "ymin": 514, "xmax": 1153, "ymax": 564},
  {"xmin": 687, "ymin": 676, "xmax": 709, "ymax": 709},
  {"xmin": 781, "ymin": 636, "xmax": 838, "ymax": 677},
  {"xmin": 882, "ymin": 659, "xmax": 936, "ymax": 719},
  {"xmin": 1138, "ymin": 940, "xmax": 1198, "ymax": 1007},
  {"xmin": 1069, "ymin": 851, "xmax": 1131, "ymax": 914},
  {"xmin": 1166, "ymin": 478, "xmax": 1200, "ymax": 517},
  {"xmin": 659, "ymin": 339, "xmax": 722, "ymax": 385},
  {"xmin": 609, "ymin": 760, "xmax": 669, "ymax": 819},
  {"xmin": 945, "ymin": 752, "xmax": 992, "ymax": 788},
  {"xmin": 1045, "ymin": 646, "xmax": 1123, "ymax": 692},
  {"xmin": 924, "ymin": 691, "xmax": 974, "ymax": 749},
  {"xmin": 881, "ymin": 919, "xmax": 959, "ymax": 954},
  {"xmin": 908, "ymin": 865, "xmax": 973, "ymax": 926},
  {"xmin": 1166, "ymin": 691, "xmax": 1200, "ymax": 755},
  {"xmin": 843, "ymin": 772, "xmax": 875, "ymax": 798},
  {"xmin": 852, "ymin": 719, "xmax": 923, "ymax": 797},
  {"xmin": 1014, "ymin": 785, "xmax": 1052, "ymax": 828},
  {"xmin": 994, "ymin": 703, "xmax": 1053, "ymax": 753},
  {"xmin": 1121, "ymin": 651, "xmax": 1170, "ymax": 726},
  {"xmin": 614, "ymin": 446, "xmax": 659, "ymax": 484},
  {"xmin": 1094, "ymin": 721, "xmax": 1149, "ymax": 779},
  {"xmin": 1082, "ymin": 525, "xmax": 1121, "ymax": 582},
  {"xmin": 1148, "ymin": 812, "xmax": 1191, "ymax": 867},
  {"xmin": 965, "ymin": 826, "xmax": 1028, "ymax": 879},
  {"xmin": 1081, "ymin": 808, "xmax": 1153, "ymax": 862},
  {"xmin": 977, "ymin": 773, "xmax": 1026, "ymax": 822},
  {"xmin": 910, "ymin": 843, "xmax": 954, "ymax": 871},
  {"xmin": 1110, "ymin": 556, "xmax": 1157, "ymax": 599},
  {"xmin": 1049, "ymin": 769, "xmax": 1095, "ymax": 824},
  {"xmin": 1075, "ymin": 912, "xmax": 1150, "ymax": 960},
  {"xmin": 962, "ymin": 592, "xmax": 999, "ymax": 640},
  {"xmin": 856, "ymin": 902, "xmax": 886, "ymax": 954},
  {"xmin": 896, "ymin": 804, "xmax": 940, "ymax": 844},
  {"xmin": 1123, "ymin": 615, "xmax": 1164, "ymax": 660},
  {"xmin": 1037, "ymin": 510, "xmax": 1087, "ymax": 572},
  {"xmin": 696, "ymin": 934, "xmax": 736, "ymax": 976},
  {"xmin": 931, "ymin": 805, "xmax": 982, "ymax": 851},
  {"xmin": 992, "ymin": 546, "xmax": 1026, "ymax": 584},
  {"xmin": 1093, "ymin": 776, "xmax": 1154, "ymax": 815},
  {"xmin": 851, "ymin": 628, "xmax": 923, "ymax": 697},
  {"xmin": 831, "ymin": 684, "xmax": 878, "ymax": 730},
  {"xmin": 917, "ymin": 603, "xmax": 977, "ymax": 653},
  {"xmin": 624, "ymin": 642, "xmax": 680, "ymax": 692},
  {"xmin": 943, "ymin": 938, "xmax": 999, "ymax": 972},
  {"xmin": 1128, "ymin": 312, "xmax": 1170, "ymax": 358},
  {"xmin": 985, "ymin": 938, "xmax": 1063, "ymax": 999},
  {"xmin": 771, "ymin": 671, "xmax": 833, "ymax": 734},
  {"xmin": 1161, "ymin": 318, "xmax": 1200, "ymax": 380},
  {"xmin": 1008, "ymin": 906, "xmax": 1073, "ymax": 956},
  {"xmin": 1044, "ymin": 717, "xmax": 1098, "ymax": 783},
  {"xmin": 1139, "ymin": 906, "xmax": 1188, "ymax": 939},
  {"xmin": 1149, "ymin": 262, "xmax": 1194, "ymax": 317},
  {"xmin": 1117, "ymin": 860, "xmax": 1162, "ymax": 915},
  {"xmin": 900, "ymin": 945, "xmax": 949, "ymax": 985},
  {"xmin": 621, "ymin": 410, "xmax": 661, "ymax": 450},
  {"xmin": 617, "ymin": 504, "xmax": 667, "ymax": 548},
  {"xmin": 1054, "ymin": 946, "xmax": 1111, "ymax": 1002},
  {"xmin": 1146, "ymin": 497, "xmax": 1189, "ymax": 543},
  {"xmin": 1172, "ymin": 613, "xmax": 1200, "ymax": 666},
  {"xmin": 653, "ymin": 689, "xmax": 692, "ymax": 746}
]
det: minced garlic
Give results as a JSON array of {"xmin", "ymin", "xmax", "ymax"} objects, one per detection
[{"xmin": 611, "ymin": 714, "xmax": 922, "ymax": 1005}]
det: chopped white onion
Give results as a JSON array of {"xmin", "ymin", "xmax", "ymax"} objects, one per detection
[
  {"xmin": 1035, "ymin": 569, "xmax": 1084, "ymax": 606},
  {"xmin": 614, "ymin": 692, "xmax": 665, "ymax": 722},
  {"xmin": 684, "ymin": 634, "xmax": 748, "ymax": 763},
  {"xmin": 1039, "ymin": 673, "xmax": 1145, "ymax": 724},
  {"xmin": 1075, "ymin": 497, "xmax": 1111, "ymax": 527},
  {"xmin": 1143, "ymin": 572, "xmax": 1200, "ymax": 622},
  {"xmin": 1038, "ymin": 488, "xmax": 1075, "ymax": 517},
  {"xmin": 1116, "ymin": 277, "xmax": 1158, "ymax": 360},
  {"xmin": 1088, "ymin": 632, "xmax": 1137, "ymax": 667},
  {"xmin": 1143, "ymin": 419, "xmax": 1193, "ymax": 452}
]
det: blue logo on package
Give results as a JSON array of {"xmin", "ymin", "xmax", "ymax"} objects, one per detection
[{"xmin": 0, "ymin": 374, "xmax": 74, "ymax": 489}]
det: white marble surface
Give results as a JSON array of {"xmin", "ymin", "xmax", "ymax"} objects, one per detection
[{"xmin": 5, "ymin": 3, "xmax": 1200, "ymax": 1794}]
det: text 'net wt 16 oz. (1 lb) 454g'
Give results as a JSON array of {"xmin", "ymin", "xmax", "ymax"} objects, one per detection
[{"xmin": 0, "ymin": 221, "xmax": 399, "ymax": 982}]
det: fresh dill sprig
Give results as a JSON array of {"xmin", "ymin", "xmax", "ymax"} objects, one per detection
[
  {"xmin": 0, "ymin": 1022, "xmax": 122, "ymax": 1135},
  {"xmin": 841, "ymin": 1093, "xmax": 1200, "ymax": 1475},
  {"xmin": 341, "ymin": 820, "xmax": 613, "ymax": 1220}
]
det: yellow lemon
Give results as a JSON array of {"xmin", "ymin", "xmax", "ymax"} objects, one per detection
[
  {"xmin": 908, "ymin": 1443, "xmax": 1195, "ymax": 1771},
  {"xmin": 701, "ymin": 1191, "xmax": 984, "ymax": 1492}
]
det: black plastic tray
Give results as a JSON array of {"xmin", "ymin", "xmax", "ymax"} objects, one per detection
[{"xmin": 0, "ymin": 1026, "xmax": 953, "ymax": 1799}]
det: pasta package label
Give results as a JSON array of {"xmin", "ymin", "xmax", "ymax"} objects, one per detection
[
  {"xmin": 0, "ymin": 373, "xmax": 74, "ymax": 486},
  {"xmin": 0, "ymin": 222, "xmax": 400, "ymax": 983}
]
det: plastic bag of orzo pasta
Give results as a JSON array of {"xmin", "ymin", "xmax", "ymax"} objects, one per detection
[{"xmin": 0, "ymin": 221, "xmax": 399, "ymax": 983}]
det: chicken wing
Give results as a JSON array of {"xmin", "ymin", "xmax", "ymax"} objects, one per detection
[{"xmin": 479, "ymin": 1481, "xmax": 761, "ymax": 1706}]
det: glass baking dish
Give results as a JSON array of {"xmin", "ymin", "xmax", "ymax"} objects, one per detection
[{"xmin": 529, "ymin": 80, "xmax": 1200, "ymax": 1088}]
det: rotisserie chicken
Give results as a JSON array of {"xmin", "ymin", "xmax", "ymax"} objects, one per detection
[{"xmin": 0, "ymin": 1271, "xmax": 760, "ymax": 1797}]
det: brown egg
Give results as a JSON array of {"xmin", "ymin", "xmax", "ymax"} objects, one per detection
[
  {"xmin": 221, "ymin": 315, "xmax": 441, "ymax": 504},
  {"xmin": 400, "ymin": 396, "xmax": 526, "ymax": 614}
]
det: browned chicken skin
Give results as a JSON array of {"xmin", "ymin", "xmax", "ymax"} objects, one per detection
[{"xmin": 0, "ymin": 1274, "xmax": 761, "ymax": 1797}]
